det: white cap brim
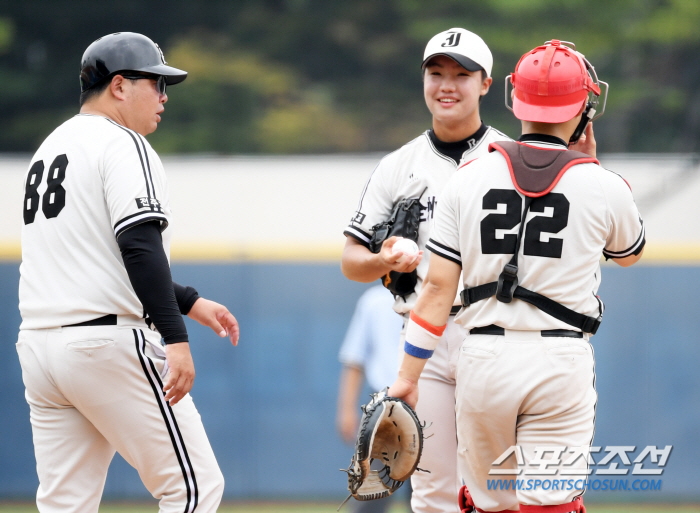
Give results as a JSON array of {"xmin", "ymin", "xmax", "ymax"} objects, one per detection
[{"xmin": 422, "ymin": 52, "xmax": 485, "ymax": 74}]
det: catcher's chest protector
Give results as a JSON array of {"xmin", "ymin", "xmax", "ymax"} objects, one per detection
[
  {"xmin": 460, "ymin": 141, "xmax": 604, "ymax": 334},
  {"xmin": 488, "ymin": 141, "xmax": 598, "ymax": 198}
]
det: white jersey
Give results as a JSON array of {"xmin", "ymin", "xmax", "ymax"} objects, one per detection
[
  {"xmin": 19, "ymin": 114, "xmax": 173, "ymax": 329},
  {"xmin": 344, "ymin": 126, "xmax": 511, "ymax": 314},
  {"xmin": 427, "ymin": 139, "xmax": 645, "ymax": 332}
]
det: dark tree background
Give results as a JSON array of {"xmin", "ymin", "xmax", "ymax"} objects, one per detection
[{"xmin": 1, "ymin": 0, "xmax": 699, "ymax": 154}]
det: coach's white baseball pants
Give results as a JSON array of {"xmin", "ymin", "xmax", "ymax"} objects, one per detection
[
  {"xmin": 455, "ymin": 330, "xmax": 596, "ymax": 511},
  {"xmin": 16, "ymin": 321, "xmax": 224, "ymax": 513},
  {"xmin": 402, "ymin": 317, "xmax": 465, "ymax": 513}
]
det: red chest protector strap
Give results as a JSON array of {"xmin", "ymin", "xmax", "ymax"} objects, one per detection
[{"xmin": 459, "ymin": 142, "xmax": 603, "ymax": 334}]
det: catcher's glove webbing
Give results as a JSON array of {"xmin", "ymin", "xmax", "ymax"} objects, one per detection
[{"xmin": 340, "ymin": 389, "xmax": 425, "ymax": 508}]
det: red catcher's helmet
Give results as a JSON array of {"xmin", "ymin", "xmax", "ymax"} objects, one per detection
[{"xmin": 508, "ymin": 40, "xmax": 603, "ymax": 123}]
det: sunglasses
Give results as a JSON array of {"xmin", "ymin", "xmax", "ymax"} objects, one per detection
[{"xmin": 120, "ymin": 74, "xmax": 167, "ymax": 95}]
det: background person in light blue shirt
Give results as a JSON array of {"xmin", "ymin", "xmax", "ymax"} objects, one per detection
[{"xmin": 336, "ymin": 285, "xmax": 407, "ymax": 513}]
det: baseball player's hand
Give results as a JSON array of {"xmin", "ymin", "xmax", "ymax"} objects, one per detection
[
  {"xmin": 379, "ymin": 236, "xmax": 423, "ymax": 273},
  {"xmin": 388, "ymin": 376, "xmax": 419, "ymax": 410},
  {"xmin": 569, "ymin": 122, "xmax": 596, "ymax": 158},
  {"xmin": 188, "ymin": 297, "xmax": 240, "ymax": 346},
  {"xmin": 164, "ymin": 342, "xmax": 195, "ymax": 405}
]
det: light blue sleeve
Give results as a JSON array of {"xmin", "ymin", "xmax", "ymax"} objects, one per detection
[{"xmin": 338, "ymin": 288, "xmax": 375, "ymax": 367}]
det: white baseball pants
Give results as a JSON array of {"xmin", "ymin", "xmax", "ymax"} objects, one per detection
[
  {"xmin": 16, "ymin": 322, "xmax": 224, "ymax": 513},
  {"xmin": 456, "ymin": 330, "xmax": 596, "ymax": 511},
  {"xmin": 402, "ymin": 316, "xmax": 465, "ymax": 513}
]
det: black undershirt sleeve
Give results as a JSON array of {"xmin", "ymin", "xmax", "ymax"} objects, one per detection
[
  {"xmin": 173, "ymin": 282, "xmax": 200, "ymax": 315},
  {"xmin": 117, "ymin": 221, "xmax": 192, "ymax": 344}
]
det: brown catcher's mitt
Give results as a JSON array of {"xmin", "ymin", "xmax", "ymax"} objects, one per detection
[{"xmin": 339, "ymin": 388, "xmax": 425, "ymax": 508}]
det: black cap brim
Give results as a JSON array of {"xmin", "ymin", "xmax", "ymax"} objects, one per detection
[
  {"xmin": 131, "ymin": 63, "xmax": 188, "ymax": 85},
  {"xmin": 422, "ymin": 52, "xmax": 486, "ymax": 76}
]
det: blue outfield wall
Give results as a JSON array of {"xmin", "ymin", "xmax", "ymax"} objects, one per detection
[{"xmin": 1, "ymin": 262, "xmax": 699, "ymax": 501}]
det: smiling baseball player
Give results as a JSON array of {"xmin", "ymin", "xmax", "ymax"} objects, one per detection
[
  {"xmin": 16, "ymin": 32, "xmax": 239, "ymax": 512},
  {"xmin": 342, "ymin": 28, "xmax": 511, "ymax": 513},
  {"xmin": 388, "ymin": 40, "xmax": 644, "ymax": 512}
]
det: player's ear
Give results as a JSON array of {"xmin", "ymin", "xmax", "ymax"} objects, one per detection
[
  {"xmin": 576, "ymin": 100, "xmax": 587, "ymax": 116},
  {"xmin": 109, "ymin": 75, "xmax": 128, "ymax": 101},
  {"xmin": 480, "ymin": 73, "xmax": 493, "ymax": 96}
]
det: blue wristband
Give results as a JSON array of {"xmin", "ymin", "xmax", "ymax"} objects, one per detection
[{"xmin": 404, "ymin": 341, "xmax": 434, "ymax": 359}]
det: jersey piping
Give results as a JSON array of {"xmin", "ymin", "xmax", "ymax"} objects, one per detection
[
  {"xmin": 134, "ymin": 330, "xmax": 199, "ymax": 512},
  {"xmin": 426, "ymin": 238, "xmax": 461, "ymax": 265},
  {"xmin": 597, "ymin": 162, "xmax": 645, "ymax": 259},
  {"xmin": 344, "ymin": 225, "xmax": 372, "ymax": 246},
  {"xmin": 105, "ymin": 119, "xmax": 168, "ymax": 236},
  {"xmin": 138, "ymin": 132, "xmax": 158, "ymax": 204},
  {"xmin": 603, "ymin": 221, "xmax": 646, "ymax": 259},
  {"xmin": 353, "ymin": 141, "xmax": 413, "ymax": 215},
  {"xmin": 345, "ymin": 124, "xmax": 514, "ymax": 315},
  {"xmin": 345, "ymin": 134, "xmax": 428, "ymax": 247},
  {"xmin": 426, "ymin": 132, "xmax": 461, "ymax": 166},
  {"xmin": 114, "ymin": 212, "xmax": 169, "ymax": 238},
  {"xmin": 588, "ymin": 343, "xmax": 599, "ymax": 469},
  {"xmin": 470, "ymin": 127, "xmax": 506, "ymax": 155},
  {"xmin": 348, "ymin": 126, "xmax": 508, "ymax": 246},
  {"xmin": 353, "ymin": 126, "xmax": 508, "ymax": 215},
  {"xmin": 106, "ymin": 119, "xmax": 157, "ymax": 202}
]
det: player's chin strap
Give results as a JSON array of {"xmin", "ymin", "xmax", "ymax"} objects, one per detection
[
  {"xmin": 460, "ymin": 142, "xmax": 603, "ymax": 335},
  {"xmin": 567, "ymin": 45, "xmax": 608, "ymax": 145}
]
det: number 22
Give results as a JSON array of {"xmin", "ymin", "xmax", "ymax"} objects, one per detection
[{"xmin": 480, "ymin": 189, "xmax": 569, "ymax": 258}]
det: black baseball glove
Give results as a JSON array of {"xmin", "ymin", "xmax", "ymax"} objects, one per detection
[
  {"xmin": 368, "ymin": 188, "xmax": 426, "ymax": 299},
  {"xmin": 340, "ymin": 389, "xmax": 425, "ymax": 507}
]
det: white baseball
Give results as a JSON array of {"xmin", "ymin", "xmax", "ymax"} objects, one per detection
[{"xmin": 392, "ymin": 238, "xmax": 419, "ymax": 264}]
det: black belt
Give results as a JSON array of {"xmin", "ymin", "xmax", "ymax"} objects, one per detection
[
  {"xmin": 63, "ymin": 314, "xmax": 117, "ymax": 327},
  {"xmin": 450, "ymin": 305, "xmax": 461, "ymax": 315},
  {"xmin": 469, "ymin": 324, "xmax": 582, "ymax": 338}
]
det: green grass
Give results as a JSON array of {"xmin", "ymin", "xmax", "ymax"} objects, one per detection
[
  {"xmin": 0, "ymin": 503, "xmax": 402, "ymax": 513},
  {"xmin": 0, "ymin": 502, "xmax": 698, "ymax": 512}
]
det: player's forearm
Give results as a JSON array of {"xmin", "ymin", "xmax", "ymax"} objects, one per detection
[
  {"xmin": 398, "ymin": 353, "xmax": 429, "ymax": 385},
  {"xmin": 411, "ymin": 252, "xmax": 461, "ymax": 325},
  {"xmin": 117, "ymin": 221, "xmax": 189, "ymax": 343},
  {"xmin": 341, "ymin": 239, "xmax": 389, "ymax": 282},
  {"xmin": 413, "ymin": 277, "xmax": 457, "ymax": 327},
  {"xmin": 337, "ymin": 365, "xmax": 363, "ymax": 412},
  {"xmin": 400, "ymin": 255, "xmax": 459, "ymax": 366}
]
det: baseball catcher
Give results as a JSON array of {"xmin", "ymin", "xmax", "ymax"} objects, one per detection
[{"xmin": 340, "ymin": 388, "xmax": 425, "ymax": 508}]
